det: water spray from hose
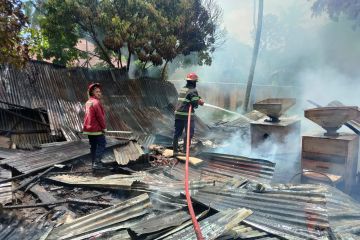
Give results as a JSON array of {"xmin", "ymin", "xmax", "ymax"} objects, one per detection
[{"xmin": 203, "ymin": 103, "xmax": 241, "ymax": 116}]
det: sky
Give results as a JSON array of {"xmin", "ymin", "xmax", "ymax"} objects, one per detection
[
  {"xmin": 217, "ymin": 0, "xmax": 326, "ymax": 46},
  {"xmin": 169, "ymin": 0, "xmax": 329, "ymax": 83},
  {"xmin": 170, "ymin": 0, "xmax": 360, "ymax": 134}
]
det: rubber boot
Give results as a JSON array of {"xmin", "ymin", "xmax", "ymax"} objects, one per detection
[
  {"xmin": 93, "ymin": 158, "xmax": 106, "ymax": 170},
  {"xmin": 183, "ymin": 136, "xmax": 190, "ymax": 155},
  {"xmin": 91, "ymin": 154, "xmax": 96, "ymax": 169},
  {"xmin": 173, "ymin": 138, "xmax": 179, "ymax": 157}
]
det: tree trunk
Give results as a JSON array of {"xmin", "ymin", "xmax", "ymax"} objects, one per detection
[
  {"xmin": 243, "ymin": 0, "xmax": 264, "ymax": 112},
  {"xmin": 161, "ymin": 60, "xmax": 169, "ymax": 81},
  {"xmin": 118, "ymin": 50, "xmax": 123, "ymax": 68},
  {"xmin": 92, "ymin": 37, "xmax": 115, "ymax": 68},
  {"xmin": 127, "ymin": 46, "xmax": 132, "ymax": 72}
]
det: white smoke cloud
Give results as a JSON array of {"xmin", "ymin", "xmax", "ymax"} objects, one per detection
[{"xmin": 215, "ymin": 121, "xmax": 302, "ymax": 183}]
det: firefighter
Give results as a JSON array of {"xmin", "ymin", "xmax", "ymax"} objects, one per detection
[
  {"xmin": 173, "ymin": 73, "xmax": 205, "ymax": 156},
  {"xmin": 83, "ymin": 83, "xmax": 107, "ymax": 170}
]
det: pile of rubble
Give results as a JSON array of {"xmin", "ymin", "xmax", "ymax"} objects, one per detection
[
  {"xmin": 1, "ymin": 138, "xmax": 360, "ymax": 240},
  {"xmin": 1, "ymin": 62, "xmax": 360, "ymax": 240}
]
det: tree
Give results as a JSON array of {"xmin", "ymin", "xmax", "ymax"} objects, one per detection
[
  {"xmin": 22, "ymin": 0, "xmax": 49, "ymax": 61},
  {"xmin": 243, "ymin": 0, "xmax": 264, "ymax": 112},
  {"xmin": 156, "ymin": 0, "xmax": 224, "ymax": 79},
  {"xmin": 312, "ymin": 0, "xmax": 360, "ymax": 29},
  {"xmin": 0, "ymin": 0, "xmax": 29, "ymax": 67},
  {"xmin": 36, "ymin": 0, "xmax": 223, "ymax": 75}
]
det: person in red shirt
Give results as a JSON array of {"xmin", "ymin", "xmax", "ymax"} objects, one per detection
[{"xmin": 83, "ymin": 83, "xmax": 107, "ymax": 170}]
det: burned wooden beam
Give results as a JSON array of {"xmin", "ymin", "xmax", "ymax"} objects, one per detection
[
  {"xmin": 0, "ymin": 209, "xmax": 53, "ymax": 240},
  {"xmin": 14, "ymin": 166, "xmax": 55, "ymax": 193}
]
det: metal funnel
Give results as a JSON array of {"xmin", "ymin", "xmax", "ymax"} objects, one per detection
[
  {"xmin": 305, "ymin": 106, "xmax": 360, "ymax": 136},
  {"xmin": 253, "ymin": 98, "xmax": 296, "ymax": 122}
]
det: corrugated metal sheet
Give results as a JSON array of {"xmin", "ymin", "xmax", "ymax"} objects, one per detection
[
  {"xmin": 0, "ymin": 105, "xmax": 56, "ymax": 149},
  {"xmin": 48, "ymin": 173, "xmax": 148, "ymax": 190},
  {"xmin": 320, "ymin": 186, "xmax": 360, "ymax": 239},
  {"xmin": 97, "ymin": 230, "xmax": 131, "ymax": 240},
  {"xmin": 163, "ymin": 208, "xmax": 252, "ymax": 240},
  {"xmin": 135, "ymin": 134, "xmax": 175, "ymax": 154},
  {"xmin": 136, "ymin": 171, "xmax": 215, "ymax": 194},
  {"xmin": 219, "ymin": 223, "xmax": 276, "ymax": 239},
  {"xmin": 0, "ymin": 209, "xmax": 53, "ymax": 240},
  {"xmin": 218, "ymin": 115, "xmax": 252, "ymax": 128},
  {"xmin": 165, "ymin": 152, "xmax": 275, "ymax": 184},
  {"xmin": 128, "ymin": 209, "xmax": 190, "ymax": 237},
  {"xmin": 0, "ymin": 167, "xmax": 12, "ymax": 204},
  {"xmin": 200, "ymin": 152, "xmax": 275, "ymax": 182},
  {"xmin": 0, "ymin": 138, "xmax": 127, "ymax": 174},
  {"xmin": 48, "ymin": 171, "xmax": 214, "ymax": 194},
  {"xmin": 0, "ymin": 61, "xmax": 209, "ymax": 143},
  {"xmin": 113, "ymin": 140, "xmax": 144, "ymax": 165},
  {"xmin": 47, "ymin": 193, "xmax": 152, "ymax": 240},
  {"xmin": 193, "ymin": 184, "xmax": 331, "ymax": 240},
  {"xmin": 0, "ymin": 148, "xmax": 23, "ymax": 159}
]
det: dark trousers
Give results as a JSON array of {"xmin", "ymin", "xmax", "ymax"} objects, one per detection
[
  {"xmin": 88, "ymin": 135, "xmax": 106, "ymax": 163},
  {"xmin": 173, "ymin": 118, "xmax": 195, "ymax": 153}
]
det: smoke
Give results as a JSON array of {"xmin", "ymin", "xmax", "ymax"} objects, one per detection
[
  {"xmin": 177, "ymin": 1, "xmax": 360, "ymax": 130},
  {"xmin": 296, "ymin": 66, "xmax": 360, "ymax": 135},
  {"xmin": 216, "ymin": 122, "xmax": 300, "ymax": 158},
  {"xmin": 215, "ymin": 121, "xmax": 302, "ymax": 183},
  {"xmin": 167, "ymin": 1, "xmax": 360, "ymax": 183}
]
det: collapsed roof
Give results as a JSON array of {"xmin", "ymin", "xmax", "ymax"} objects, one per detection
[{"xmin": 0, "ymin": 61, "xmax": 360, "ymax": 240}]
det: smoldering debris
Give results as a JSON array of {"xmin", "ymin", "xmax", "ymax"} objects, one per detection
[{"xmin": 1, "ymin": 62, "xmax": 360, "ymax": 240}]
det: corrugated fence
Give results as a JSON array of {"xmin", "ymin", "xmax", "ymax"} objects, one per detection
[{"xmin": 0, "ymin": 61, "xmax": 203, "ymax": 148}]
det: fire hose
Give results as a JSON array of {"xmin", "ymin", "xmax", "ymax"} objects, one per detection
[{"xmin": 185, "ymin": 105, "xmax": 204, "ymax": 240}]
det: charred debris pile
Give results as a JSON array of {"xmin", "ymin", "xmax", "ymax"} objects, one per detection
[{"xmin": 0, "ymin": 62, "xmax": 360, "ymax": 240}]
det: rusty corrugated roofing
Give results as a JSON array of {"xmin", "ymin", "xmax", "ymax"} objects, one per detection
[
  {"xmin": 128, "ymin": 208, "xmax": 191, "ymax": 238},
  {"xmin": 0, "ymin": 148, "xmax": 23, "ymax": 159},
  {"xmin": 0, "ymin": 105, "xmax": 56, "ymax": 149},
  {"xmin": 165, "ymin": 152, "xmax": 275, "ymax": 184},
  {"xmin": 0, "ymin": 138, "xmax": 127, "ymax": 174},
  {"xmin": 199, "ymin": 152, "xmax": 275, "ymax": 182},
  {"xmin": 48, "ymin": 173, "xmax": 147, "ymax": 190},
  {"xmin": 320, "ymin": 186, "xmax": 360, "ymax": 239},
  {"xmin": 193, "ymin": 184, "xmax": 331, "ymax": 240},
  {"xmin": 113, "ymin": 140, "xmax": 144, "ymax": 165},
  {"xmin": 47, "ymin": 193, "xmax": 152, "ymax": 240},
  {"xmin": 223, "ymin": 223, "xmax": 278, "ymax": 239},
  {"xmin": 162, "ymin": 208, "xmax": 252, "ymax": 240},
  {"xmin": 48, "ymin": 171, "xmax": 214, "ymax": 195},
  {"xmin": 0, "ymin": 61, "xmax": 209, "ymax": 143}
]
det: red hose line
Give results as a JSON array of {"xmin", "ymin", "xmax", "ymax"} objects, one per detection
[{"xmin": 185, "ymin": 105, "xmax": 204, "ymax": 240}]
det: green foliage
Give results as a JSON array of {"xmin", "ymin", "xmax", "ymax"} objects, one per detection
[
  {"xmin": 36, "ymin": 0, "xmax": 223, "ymax": 71},
  {"xmin": 40, "ymin": 0, "xmax": 85, "ymax": 66},
  {"xmin": 0, "ymin": 0, "xmax": 29, "ymax": 67},
  {"xmin": 22, "ymin": 27, "xmax": 49, "ymax": 61},
  {"xmin": 312, "ymin": 0, "xmax": 360, "ymax": 29}
]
